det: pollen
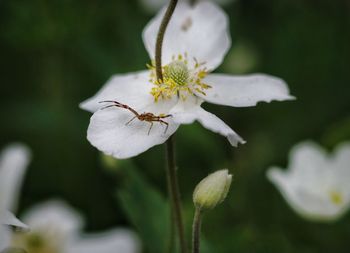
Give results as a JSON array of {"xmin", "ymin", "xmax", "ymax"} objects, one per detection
[
  {"xmin": 148, "ymin": 53, "xmax": 211, "ymax": 102},
  {"xmin": 329, "ymin": 190, "xmax": 343, "ymax": 205},
  {"xmin": 164, "ymin": 61, "xmax": 189, "ymax": 87}
]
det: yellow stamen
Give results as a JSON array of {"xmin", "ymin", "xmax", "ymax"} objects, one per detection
[
  {"xmin": 329, "ymin": 191, "xmax": 343, "ymax": 205},
  {"xmin": 148, "ymin": 53, "xmax": 211, "ymax": 102}
]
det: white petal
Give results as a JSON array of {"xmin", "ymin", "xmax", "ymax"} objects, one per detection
[
  {"xmin": 139, "ymin": 0, "xmax": 236, "ymax": 14},
  {"xmin": 267, "ymin": 141, "xmax": 350, "ymax": 222},
  {"xmin": 170, "ymin": 98, "xmax": 245, "ymax": 146},
  {"xmin": 0, "ymin": 210, "xmax": 28, "ymax": 230},
  {"xmin": 80, "ymin": 71, "xmax": 153, "ymax": 113},
  {"xmin": 0, "ymin": 143, "xmax": 31, "ymax": 212},
  {"xmin": 67, "ymin": 229, "xmax": 141, "ymax": 253},
  {"xmin": 267, "ymin": 167, "xmax": 342, "ymax": 222},
  {"xmin": 331, "ymin": 142, "xmax": 350, "ymax": 197},
  {"xmin": 142, "ymin": 1, "xmax": 231, "ymax": 70},
  {"xmin": 22, "ymin": 200, "xmax": 84, "ymax": 237},
  {"xmin": 288, "ymin": 141, "xmax": 330, "ymax": 183},
  {"xmin": 0, "ymin": 225, "xmax": 11, "ymax": 250},
  {"xmin": 199, "ymin": 73, "xmax": 295, "ymax": 107},
  {"xmin": 87, "ymin": 100, "xmax": 179, "ymax": 159},
  {"xmin": 332, "ymin": 142, "xmax": 350, "ymax": 176}
]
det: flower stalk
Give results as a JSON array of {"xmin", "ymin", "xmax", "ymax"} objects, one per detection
[
  {"xmin": 192, "ymin": 208, "xmax": 202, "ymax": 253},
  {"xmin": 165, "ymin": 136, "xmax": 187, "ymax": 253},
  {"xmin": 154, "ymin": 0, "xmax": 187, "ymax": 252},
  {"xmin": 155, "ymin": 0, "xmax": 178, "ymax": 82}
]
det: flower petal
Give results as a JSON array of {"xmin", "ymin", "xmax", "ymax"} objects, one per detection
[
  {"xmin": 67, "ymin": 229, "xmax": 141, "ymax": 253},
  {"xmin": 139, "ymin": 0, "xmax": 236, "ymax": 14},
  {"xmin": 87, "ymin": 101, "xmax": 179, "ymax": 159},
  {"xmin": 199, "ymin": 73, "xmax": 295, "ymax": 107},
  {"xmin": 288, "ymin": 141, "xmax": 329, "ymax": 179},
  {"xmin": 80, "ymin": 71, "xmax": 153, "ymax": 113},
  {"xmin": 267, "ymin": 141, "xmax": 350, "ymax": 222},
  {"xmin": 267, "ymin": 166, "xmax": 348, "ymax": 222},
  {"xmin": 22, "ymin": 200, "xmax": 84, "ymax": 237},
  {"xmin": 331, "ymin": 142, "xmax": 350, "ymax": 198},
  {"xmin": 0, "ymin": 225, "xmax": 11, "ymax": 251},
  {"xmin": 170, "ymin": 98, "xmax": 245, "ymax": 146},
  {"xmin": 142, "ymin": 1, "xmax": 231, "ymax": 71},
  {"xmin": 0, "ymin": 143, "xmax": 31, "ymax": 213},
  {"xmin": 0, "ymin": 210, "xmax": 28, "ymax": 230}
]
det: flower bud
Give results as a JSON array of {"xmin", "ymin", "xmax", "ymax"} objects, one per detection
[{"xmin": 193, "ymin": 169, "xmax": 232, "ymax": 211}]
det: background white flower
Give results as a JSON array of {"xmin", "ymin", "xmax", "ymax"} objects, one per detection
[
  {"xmin": 139, "ymin": 0, "xmax": 236, "ymax": 14},
  {"xmin": 267, "ymin": 141, "xmax": 350, "ymax": 222},
  {"xmin": 11, "ymin": 200, "xmax": 141, "ymax": 253},
  {"xmin": 0, "ymin": 143, "xmax": 30, "ymax": 250},
  {"xmin": 81, "ymin": 1, "xmax": 294, "ymax": 159}
]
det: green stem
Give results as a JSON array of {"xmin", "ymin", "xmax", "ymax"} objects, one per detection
[
  {"xmin": 165, "ymin": 136, "xmax": 188, "ymax": 253},
  {"xmin": 155, "ymin": 0, "xmax": 178, "ymax": 82},
  {"xmin": 190, "ymin": 0, "xmax": 197, "ymax": 6},
  {"xmin": 154, "ymin": 0, "xmax": 186, "ymax": 252},
  {"xmin": 192, "ymin": 208, "xmax": 202, "ymax": 253},
  {"xmin": 167, "ymin": 187, "xmax": 175, "ymax": 253}
]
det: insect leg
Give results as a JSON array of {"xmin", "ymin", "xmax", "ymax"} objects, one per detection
[
  {"xmin": 147, "ymin": 122, "xmax": 154, "ymax": 135},
  {"xmin": 159, "ymin": 120, "xmax": 169, "ymax": 134},
  {"xmin": 99, "ymin": 100, "xmax": 119, "ymax": 104},
  {"xmin": 100, "ymin": 104, "xmax": 118, "ymax": 110},
  {"xmin": 125, "ymin": 116, "xmax": 137, "ymax": 126},
  {"xmin": 160, "ymin": 114, "xmax": 172, "ymax": 119},
  {"xmin": 99, "ymin": 100, "xmax": 121, "ymax": 110}
]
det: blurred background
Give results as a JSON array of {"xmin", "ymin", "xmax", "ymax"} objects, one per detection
[{"xmin": 0, "ymin": 0, "xmax": 349, "ymax": 252}]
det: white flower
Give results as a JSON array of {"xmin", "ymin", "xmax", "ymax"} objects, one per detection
[
  {"xmin": 267, "ymin": 141, "xmax": 350, "ymax": 222},
  {"xmin": 10, "ymin": 200, "xmax": 141, "ymax": 253},
  {"xmin": 0, "ymin": 143, "xmax": 30, "ymax": 250},
  {"xmin": 0, "ymin": 144, "xmax": 140, "ymax": 252},
  {"xmin": 80, "ymin": 1, "xmax": 294, "ymax": 159},
  {"xmin": 140, "ymin": 0, "xmax": 236, "ymax": 14}
]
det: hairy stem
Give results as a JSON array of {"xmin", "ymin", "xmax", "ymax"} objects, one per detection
[
  {"xmin": 167, "ymin": 186, "xmax": 175, "ymax": 253},
  {"xmin": 154, "ymin": 0, "xmax": 187, "ymax": 252},
  {"xmin": 192, "ymin": 208, "xmax": 202, "ymax": 253},
  {"xmin": 155, "ymin": 0, "xmax": 178, "ymax": 82},
  {"xmin": 166, "ymin": 136, "xmax": 188, "ymax": 253}
]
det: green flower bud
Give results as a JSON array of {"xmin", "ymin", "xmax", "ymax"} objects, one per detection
[{"xmin": 193, "ymin": 169, "xmax": 232, "ymax": 211}]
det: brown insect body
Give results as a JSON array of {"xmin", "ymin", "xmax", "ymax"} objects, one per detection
[{"xmin": 99, "ymin": 100, "xmax": 172, "ymax": 135}]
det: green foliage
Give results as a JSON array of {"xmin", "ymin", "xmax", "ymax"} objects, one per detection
[
  {"xmin": 0, "ymin": 0, "xmax": 349, "ymax": 252},
  {"xmin": 116, "ymin": 160, "xmax": 171, "ymax": 253}
]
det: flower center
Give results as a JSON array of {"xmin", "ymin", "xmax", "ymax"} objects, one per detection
[
  {"xmin": 148, "ymin": 53, "xmax": 211, "ymax": 102},
  {"xmin": 26, "ymin": 233, "xmax": 46, "ymax": 249},
  {"xmin": 12, "ymin": 230, "xmax": 62, "ymax": 253},
  {"xmin": 163, "ymin": 61, "xmax": 189, "ymax": 87},
  {"xmin": 329, "ymin": 190, "xmax": 343, "ymax": 206}
]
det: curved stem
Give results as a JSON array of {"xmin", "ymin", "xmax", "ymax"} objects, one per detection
[
  {"xmin": 166, "ymin": 136, "xmax": 188, "ymax": 253},
  {"xmin": 192, "ymin": 208, "xmax": 202, "ymax": 253},
  {"xmin": 154, "ymin": 0, "xmax": 186, "ymax": 252},
  {"xmin": 155, "ymin": 0, "xmax": 178, "ymax": 82}
]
